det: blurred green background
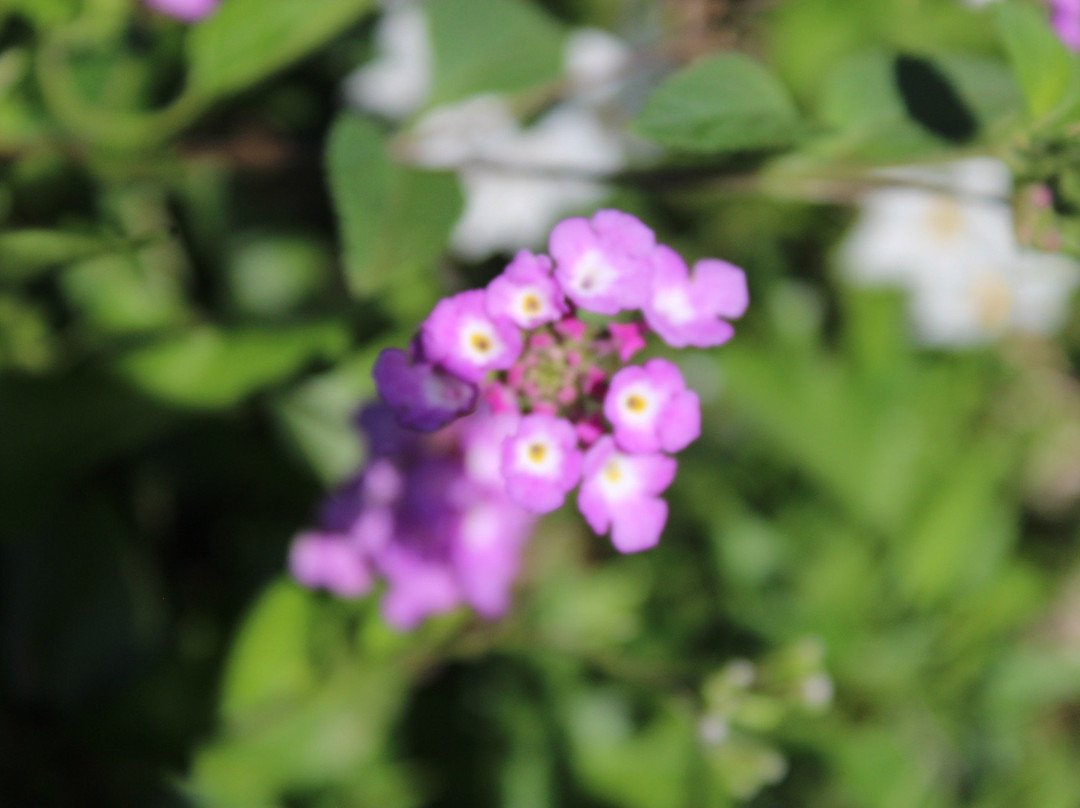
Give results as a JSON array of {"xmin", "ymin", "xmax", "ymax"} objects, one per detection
[{"xmin": 3, "ymin": 0, "xmax": 1080, "ymax": 806}]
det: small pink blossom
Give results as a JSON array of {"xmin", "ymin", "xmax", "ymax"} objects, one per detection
[
  {"xmin": 502, "ymin": 414, "xmax": 583, "ymax": 513},
  {"xmin": 578, "ymin": 437, "xmax": 677, "ymax": 553},
  {"xmin": 550, "ymin": 209, "xmax": 656, "ymax": 314},
  {"xmin": 643, "ymin": 246, "xmax": 748, "ymax": 348},
  {"xmin": 487, "ymin": 250, "xmax": 568, "ymax": 329},
  {"xmin": 604, "ymin": 359, "xmax": 701, "ymax": 454},
  {"xmin": 421, "ymin": 290, "xmax": 523, "ymax": 382}
]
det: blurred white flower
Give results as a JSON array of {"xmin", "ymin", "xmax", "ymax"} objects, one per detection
[
  {"xmin": 564, "ymin": 27, "xmax": 632, "ymax": 102},
  {"xmin": 343, "ymin": 2, "xmax": 432, "ymax": 120},
  {"xmin": 840, "ymin": 159, "xmax": 1080, "ymax": 347},
  {"xmin": 800, "ymin": 673, "xmax": 834, "ymax": 709},
  {"xmin": 345, "ymin": 6, "xmax": 633, "ymax": 260}
]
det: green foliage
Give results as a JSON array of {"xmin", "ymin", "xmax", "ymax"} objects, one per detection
[
  {"xmin": 186, "ymin": 0, "xmax": 376, "ymax": 101},
  {"xmin": 326, "ymin": 115, "xmax": 463, "ymax": 311},
  {"xmin": 995, "ymin": 1, "xmax": 1080, "ymax": 124},
  {"xmin": 633, "ymin": 54, "xmax": 805, "ymax": 154},
  {"xmin": 426, "ymin": 0, "xmax": 565, "ymax": 105},
  {"xmin": 5, "ymin": 1, "xmax": 1080, "ymax": 807}
]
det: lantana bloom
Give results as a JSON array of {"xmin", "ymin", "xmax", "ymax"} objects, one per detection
[{"xmin": 297, "ymin": 209, "xmax": 748, "ymax": 628}]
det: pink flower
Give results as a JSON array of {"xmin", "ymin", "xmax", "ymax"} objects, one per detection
[
  {"xmin": 643, "ymin": 246, "xmax": 749, "ymax": 348},
  {"xmin": 549, "ymin": 209, "xmax": 656, "ymax": 314},
  {"xmin": 289, "ymin": 532, "xmax": 373, "ymax": 598},
  {"xmin": 421, "ymin": 290, "xmax": 523, "ymax": 382},
  {"xmin": 1051, "ymin": 0, "xmax": 1080, "ymax": 49},
  {"xmin": 373, "ymin": 347, "xmax": 478, "ymax": 432},
  {"xmin": 502, "ymin": 414, "xmax": 583, "ymax": 513},
  {"xmin": 487, "ymin": 250, "xmax": 569, "ymax": 329},
  {"xmin": 144, "ymin": 0, "xmax": 220, "ymax": 22},
  {"xmin": 578, "ymin": 437, "xmax": 677, "ymax": 553},
  {"xmin": 603, "ymin": 358, "xmax": 701, "ymax": 454}
]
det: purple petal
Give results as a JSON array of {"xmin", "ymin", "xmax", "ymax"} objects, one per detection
[{"xmin": 373, "ymin": 348, "xmax": 478, "ymax": 432}]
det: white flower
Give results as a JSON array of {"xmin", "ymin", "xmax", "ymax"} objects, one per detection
[
  {"xmin": 564, "ymin": 27, "xmax": 632, "ymax": 103},
  {"xmin": 447, "ymin": 104, "xmax": 626, "ymax": 260},
  {"xmin": 840, "ymin": 159, "xmax": 1080, "ymax": 347},
  {"xmin": 343, "ymin": 2, "xmax": 432, "ymax": 120}
]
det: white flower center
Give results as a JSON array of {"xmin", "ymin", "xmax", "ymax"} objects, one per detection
[
  {"xmin": 618, "ymin": 384, "xmax": 657, "ymax": 427},
  {"xmin": 514, "ymin": 286, "xmax": 547, "ymax": 320},
  {"xmin": 460, "ymin": 319, "xmax": 502, "ymax": 363},
  {"xmin": 925, "ymin": 197, "xmax": 966, "ymax": 244},
  {"xmin": 570, "ymin": 249, "xmax": 617, "ymax": 297},
  {"xmin": 597, "ymin": 455, "xmax": 638, "ymax": 500},
  {"xmin": 653, "ymin": 287, "xmax": 696, "ymax": 324},
  {"xmin": 515, "ymin": 436, "xmax": 561, "ymax": 476},
  {"xmin": 971, "ymin": 274, "xmax": 1013, "ymax": 330}
]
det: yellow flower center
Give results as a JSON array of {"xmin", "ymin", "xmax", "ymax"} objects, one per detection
[{"xmin": 528, "ymin": 442, "xmax": 547, "ymax": 463}]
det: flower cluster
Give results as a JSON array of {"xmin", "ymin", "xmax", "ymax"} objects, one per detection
[
  {"xmin": 290, "ymin": 404, "xmax": 535, "ymax": 630},
  {"xmin": 375, "ymin": 209, "xmax": 748, "ymax": 554}
]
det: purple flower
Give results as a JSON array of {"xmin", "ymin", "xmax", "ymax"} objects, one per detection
[
  {"xmin": 289, "ymin": 532, "xmax": 373, "ymax": 598},
  {"xmin": 487, "ymin": 250, "xmax": 569, "ymax": 329},
  {"xmin": 603, "ymin": 358, "xmax": 701, "ymax": 454},
  {"xmin": 549, "ymin": 209, "xmax": 656, "ymax": 314},
  {"xmin": 643, "ymin": 246, "xmax": 749, "ymax": 348},
  {"xmin": 290, "ymin": 404, "xmax": 535, "ymax": 630},
  {"xmin": 1051, "ymin": 0, "xmax": 1080, "ymax": 49},
  {"xmin": 578, "ymin": 437, "xmax": 677, "ymax": 553},
  {"xmin": 422, "ymin": 290, "xmax": 524, "ymax": 382},
  {"xmin": 502, "ymin": 413, "xmax": 583, "ymax": 513},
  {"xmin": 373, "ymin": 347, "xmax": 478, "ymax": 432},
  {"xmin": 144, "ymin": 0, "xmax": 219, "ymax": 22}
]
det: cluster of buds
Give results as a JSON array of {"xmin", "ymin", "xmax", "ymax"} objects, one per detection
[{"xmin": 374, "ymin": 209, "xmax": 748, "ymax": 554}]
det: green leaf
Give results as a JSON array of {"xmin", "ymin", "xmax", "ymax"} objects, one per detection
[
  {"xmin": 0, "ymin": 230, "xmax": 143, "ymax": 282},
  {"xmin": 187, "ymin": 0, "xmax": 375, "ymax": 100},
  {"xmin": 426, "ymin": 0, "xmax": 565, "ymax": 105},
  {"xmin": 325, "ymin": 115, "xmax": 462, "ymax": 304},
  {"xmin": 633, "ymin": 54, "xmax": 805, "ymax": 154},
  {"xmin": 817, "ymin": 50, "xmax": 1018, "ymax": 162},
  {"xmin": 995, "ymin": 1, "xmax": 1080, "ymax": 122},
  {"xmin": 114, "ymin": 322, "xmax": 350, "ymax": 409},
  {"xmin": 220, "ymin": 580, "xmax": 316, "ymax": 725}
]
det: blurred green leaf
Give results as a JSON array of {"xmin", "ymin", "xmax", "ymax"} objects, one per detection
[
  {"xmin": 426, "ymin": 0, "xmax": 565, "ymax": 105},
  {"xmin": 220, "ymin": 580, "xmax": 317, "ymax": 725},
  {"xmin": 995, "ymin": 1, "xmax": 1080, "ymax": 122},
  {"xmin": 190, "ymin": 664, "xmax": 406, "ymax": 808},
  {"xmin": 0, "ymin": 229, "xmax": 144, "ymax": 282},
  {"xmin": 115, "ymin": 322, "xmax": 350, "ymax": 409},
  {"xmin": 633, "ymin": 54, "xmax": 805, "ymax": 154},
  {"xmin": 817, "ymin": 50, "xmax": 1018, "ymax": 162},
  {"xmin": 325, "ymin": 115, "xmax": 462, "ymax": 304},
  {"xmin": 187, "ymin": 0, "xmax": 375, "ymax": 101}
]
